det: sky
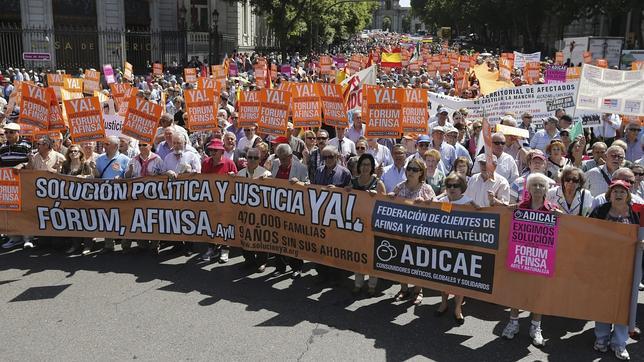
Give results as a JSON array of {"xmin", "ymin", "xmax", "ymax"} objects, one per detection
[{"xmin": 399, "ymin": 0, "xmax": 410, "ymax": 6}]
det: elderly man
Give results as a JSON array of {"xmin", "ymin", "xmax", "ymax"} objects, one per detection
[
  {"xmin": 428, "ymin": 106, "xmax": 453, "ymax": 132},
  {"xmin": 345, "ymin": 109, "xmax": 365, "ymax": 143},
  {"xmin": 429, "ymin": 126, "xmax": 456, "ymax": 174},
  {"xmin": 154, "ymin": 112, "xmax": 189, "ymax": 148},
  {"xmin": 530, "ymin": 117, "xmax": 560, "ymax": 152},
  {"xmin": 366, "ymin": 137, "xmax": 392, "ymax": 167},
  {"xmin": 623, "ymin": 122, "xmax": 643, "ymax": 162},
  {"xmin": 472, "ymin": 133, "xmax": 519, "ymax": 184},
  {"xmin": 26, "ymin": 135, "xmax": 65, "ymax": 173},
  {"xmin": 0, "ymin": 123, "xmax": 31, "ymax": 168},
  {"xmin": 307, "ymin": 129, "xmax": 329, "ymax": 180},
  {"xmin": 591, "ymin": 167, "xmax": 644, "ymax": 209},
  {"xmin": 237, "ymin": 124, "xmax": 261, "ymax": 154},
  {"xmin": 119, "ymin": 135, "xmax": 139, "ymax": 159},
  {"xmin": 585, "ymin": 145, "xmax": 625, "ymax": 196},
  {"xmin": 582, "ymin": 142, "xmax": 607, "ymax": 172},
  {"xmin": 382, "ymin": 144, "xmax": 407, "ymax": 193},
  {"xmin": 223, "ymin": 132, "xmax": 237, "ymax": 160},
  {"xmin": 465, "ymin": 154, "xmax": 511, "ymax": 207},
  {"xmin": 271, "ymin": 144, "xmax": 309, "ymax": 276},
  {"xmin": 518, "ymin": 112, "xmax": 536, "ymax": 142},
  {"xmin": 444, "ymin": 126, "xmax": 472, "ymax": 164},
  {"xmin": 329, "ymin": 126, "xmax": 356, "ymax": 162}
]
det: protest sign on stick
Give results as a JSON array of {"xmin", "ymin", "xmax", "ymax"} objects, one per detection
[
  {"xmin": 257, "ymin": 89, "xmax": 291, "ymax": 136},
  {"xmin": 184, "ymin": 89, "xmax": 218, "ymax": 131},
  {"xmin": 363, "ymin": 86, "xmax": 403, "ymax": 138},
  {"xmin": 18, "ymin": 82, "xmax": 50, "ymax": 129},
  {"xmin": 122, "ymin": 97, "xmax": 163, "ymax": 143},
  {"xmin": 64, "ymin": 97, "xmax": 106, "ymax": 143},
  {"xmin": 318, "ymin": 83, "xmax": 348, "ymax": 127},
  {"xmin": 291, "ymin": 83, "xmax": 321, "ymax": 128}
]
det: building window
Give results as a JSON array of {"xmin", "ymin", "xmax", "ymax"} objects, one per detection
[
  {"xmin": 385, "ymin": 1, "xmax": 392, "ymax": 11},
  {"xmin": 190, "ymin": 0, "xmax": 208, "ymax": 31}
]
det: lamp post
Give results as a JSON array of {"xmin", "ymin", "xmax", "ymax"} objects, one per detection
[{"xmin": 209, "ymin": 9, "xmax": 219, "ymax": 66}]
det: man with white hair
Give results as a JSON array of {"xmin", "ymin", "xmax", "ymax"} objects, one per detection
[
  {"xmin": 345, "ymin": 109, "xmax": 365, "ymax": 143},
  {"xmin": 163, "ymin": 134, "xmax": 201, "ymax": 177},
  {"xmin": 585, "ymin": 145, "xmax": 625, "ymax": 196},
  {"xmin": 472, "ymin": 133, "xmax": 519, "ymax": 184},
  {"xmin": 465, "ymin": 154, "xmax": 510, "ymax": 207},
  {"xmin": 154, "ymin": 112, "xmax": 188, "ymax": 148}
]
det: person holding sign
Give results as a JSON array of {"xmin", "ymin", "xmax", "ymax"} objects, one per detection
[
  {"xmin": 502, "ymin": 173, "xmax": 560, "ymax": 346},
  {"xmin": 62, "ymin": 143, "xmax": 96, "ymax": 255},
  {"xmin": 589, "ymin": 180, "xmax": 640, "ymax": 360}
]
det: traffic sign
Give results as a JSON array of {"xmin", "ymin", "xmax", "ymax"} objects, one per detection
[{"xmin": 22, "ymin": 52, "xmax": 51, "ymax": 61}]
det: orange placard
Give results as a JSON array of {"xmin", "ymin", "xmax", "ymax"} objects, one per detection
[
  {"xmin": 401, "ymin": 88, "xmax": 428, "ymax": 134},
  {"xmin": 63, "ymin": 97, "xmax": 106, "ymax": 143},
  {"xmin": 254, "ymin": 64, "xmax": 267, "ymax": 89},
  {"xmin": 524, "ymin": 62, "xmax": 541, "ymax": 85},
  {"xmin": 124, "ymin": 62, "xmax": 133, "ymax": 81},
  {"xmin": 122, "ymin": 97, "xmax": 163, "ymax": 143},
  {"xmin": 566, "ymin": 66, "xmax": 581, "ymax": 81},
  {"xmin": 631, "ymin": 61, "xmax": 643, "ymax": 70},
  {"xmin": 18, "ymin": 83, "xmax": 50, "ymax": 129},
  {"xmin": 46, "ymin": 88, "xmax": 67, "ymax": 131},
  {"xmin": 63, "ymin": 77, "xmax": 84, "ymax": 98},
  {"xmin": 258, "ymin": 89, "xmax": 291, "ymax": 137},
  {"xmin": 449, "ymin": 52, "xmax": 459, "ymax": 68},
  {"xmin": 497, "ymin": 58, "xmax": 512, "ymax": 81},
  {"xmin": 109, "ymin": 83, "xmax": 134, "ymax": 116},
  {"xmin": 184, "ymin": 88, "xmax": 217, "ymax": 131},
  {"xmin": 197, "ymin": 77, "xmax": 221, "ymax": 94},
  {"xmin": 582, "ymin": 51, "xmax": 592, "ymax": 64},
  {"xmin": 363, "ymin": 87, "xmax": 403, "ymax": 138},
  {"xmin": 83, "ymin": 69, "xmax": 101, "ymax": 94},
  {"xmin": 459, "ymin": 55, "xmax": 470, "ymax": 71},
  {"xmin": 555, "ymin": 52, "xmax": 564, "ymax": 65},
  {"xmin": 290, "ymin": 83, "xmax": 321, "ymax": 128},
  {"xmin": 238, "ymin": 90, "xmax": 261, "ymax": 128},
  {"xmin": 152, "ymin": 63, "xmax": 163, "ymax": 76},
  {"xmin": 439, "ymin": 56, "xmax": 451, "ymax": 75},
  {"xmin": 46, "ymin": 73, "xmax": 67, "ymax": 101},
  {"xmin": 184, "ymin": 68, "xmax": 198, "ymax": 83},
  {"xmin": 317, "ymin": 83, "xmax": 348, "ymax": 128},
  {"xmin": 0, "ymin": 168, "xmax": 21, "ymax": 211},
  {"xmin": 211, "ymin": 65, "xmax": 226, "ymax": 78},
  {"xmin": 320, "ymin": 56, "xmax": 333, "ymax": 75},
  {"xmin": 270, "ymin": 63, "xmax": 278, "ymax": 80},
  {"xmin": 596, "ymin": 59, "xmax": 608, "ymax": 68}
]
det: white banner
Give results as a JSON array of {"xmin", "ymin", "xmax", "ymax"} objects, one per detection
[
  {"xmin": 513, "ymin": 51, "xmax": 541, "ymax": 69},
  {"xmin": 575, "ymin": 64, "xmax": 644, "ymax": 117},
  {"xmin": 341, "ymin": 65, "xmax": 377, "ymax": 111}
]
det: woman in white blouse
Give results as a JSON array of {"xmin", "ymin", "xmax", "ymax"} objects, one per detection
[{"xmin": 545, "ymin": 166, "xmax": 594, "ymax": 216}]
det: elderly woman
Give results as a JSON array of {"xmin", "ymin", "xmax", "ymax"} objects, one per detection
[
  {"xmin": 589, "ymin": 180, "xmax": 641, "ymax": 360},
  {"xmin": 503, "ymin": 173, "xmax": 559, "ymax": 347},
  {"xmin": 434, "ymin": 174, "xmax": 478, "ymax": 325},
  {"xmin": 351, "ymin": 154, "xmax": 386, "ymax": 296},
  {"xmin": 545, "ymin": 140, "xmax": 567, "ymax": 183},
  {"xmin": 390, "ymin": 158, "xmax": 436, "ymax": 305},
  {"xmin": 546, "ymin": 166, "xmax": 593, "ymax": 216},
  {"xmin": 424, "ymin": 149, "xmax": 445, "ymax": 195}
]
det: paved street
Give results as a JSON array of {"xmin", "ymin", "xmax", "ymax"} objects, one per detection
[{"xmin": 1, "ymin": 243, "xmax": 642, "ymax": 361}]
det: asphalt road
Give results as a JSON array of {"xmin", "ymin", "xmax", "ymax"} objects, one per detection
[{"xmin": 1, "ymin": 241, "xmax": 642, "ymax": 361}]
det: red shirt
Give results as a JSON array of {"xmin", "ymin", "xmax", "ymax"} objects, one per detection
[
  {"xmin": 276, "ymin": 164, "xmax": 291, "ymax": 179},
  {"xmin": 201, "ymin": 157, "xmax": 237, "ymax": 174}
]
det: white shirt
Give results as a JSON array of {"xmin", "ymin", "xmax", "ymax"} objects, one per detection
[
  {"xmin": 464, "ymin": 172, "xmax": 510, "ymax": 207},
  {"xmin": 592, "ymin": 114, "xmax": 621, "ymax": 138},
  {"xmin": 328, "ymin": 137, "xmax": 356, "ymax": 158},
  {"xmin": 237, "ymin": 166, "xmax": 271, "ymax": 179},
  {"xmin": 224, "ymin": 150, "xmax": 235, "ymax": 160},
  {"xmin": 367, "ymin": 143, "xmax": 392, "ymax": 167},
  {"xmin": 584, "ymin": 164, "xmax": 613, "ymax": 197},
  {"xmin": 471, "ymin": 152, "xmax": 519, "ymax": 184},
  {"xmin": 381, "ymin": 163, "xmax": 407, "ymax": 193},
  {"xmin": 163, "ymin": 151, "xmax": 202, "ymax": 174},
  {"xmin": 237, "ymin": 135, "xmax": 259, "ymax": 153},
  {"xmin": 435, "ymin": 194, "xmax": 473, "ymax": 205},
  {"xmin": 546, "ymin": 186, "xmax": 594, "ymax": 216}
]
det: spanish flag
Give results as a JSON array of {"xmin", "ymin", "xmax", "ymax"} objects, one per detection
[{"xmin": 380, "ymin": 48, "xmax": 402, "ymax": 68}]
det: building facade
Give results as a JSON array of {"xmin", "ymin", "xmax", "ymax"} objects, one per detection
[
  {"xmin": 371, "ymin": 0, "xmax": 425, "ymax": 34},
  {"xmin": 0, "ymin": 0, "xmax": 275, "ymax": 73}
]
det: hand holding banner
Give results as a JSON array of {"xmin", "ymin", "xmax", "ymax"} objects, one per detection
[
  {"xmin": 64, "ymin": 96, "xmax": 106, "ymax": 142},
  {"xmin": 122, "ymin": 97, "xmax": 163, "ymax": 143}
]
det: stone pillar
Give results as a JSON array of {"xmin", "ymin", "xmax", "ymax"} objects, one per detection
[
  {"xmin": 20, "ymin": 0, "xmax": 56, "ymax": 69},
  {"xmin": 96, "ymin": 0, "xmax": 125, "ymax": 70}
]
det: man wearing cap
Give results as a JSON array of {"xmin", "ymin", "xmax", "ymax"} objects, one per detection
[
  {"xmin": 345, "ymin": 109, "xmax": 365, "ymax": 144},
  {"xmin": 444, "ymin": 126, "xmax": 472, "ymax": 164},
  {"xmin": 200, "ymin": 138, "xmax": 237, "ymax": 262},
  {"xmin": 585, "ymin": 145, "xmax": 625, "ymax": 196},
  {"xmin": 405, "ymin": 134, "xmax": 446, "ymax": 170},
  {"xmin": 519, "ymin": 112, "xmax": 536, "ymax": 142},
  {"xmin": 465, "ymin": 154, "xmax": 510, "ymax": 207},
  {"xmin": 530, "ymin": 117, "xmax": 560, "ymax": 152},
  {"xmin": 429, "ymin": 126, "xmax": 456, "ymax": 174},
  {"xmin": 0, "ymin": 123, "xmax": 31, "ymax": 169},
  {"xmin": 428, "ymin": 106, "xmax": 453, "ymax": 133},
  {"xmin": 622, "ymin": 122, "xmax": 643, "ymax": 163},
  {"xmin": 472, "ymin": 133, "xmax": 519, "ymax": 184}
]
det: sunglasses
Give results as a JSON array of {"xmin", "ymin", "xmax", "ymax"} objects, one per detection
[
  {"xmin": 563, "ymin": 178, "xmax": 580, "ymax": 183},
  {"xmin": 628, "ymin": 129, "xmax": 641, "ymax": 132},
  {"xmin": 406, "ymin": 167, "xmax": 421, "ymax": 173},
  {"xmin": 322, "ymin": 155, "xmax": 335, "ymax": 160},
  {"xmin": 418, "ymin": 143, "xmax": 430, "ymax": 148},
  {"xmin": 356, "ymin": 146, "xmax": 366, "ymax": 150},
  {"xmin": 317, "ymin": 137, "xmax": 328, "ymax": 140},
  {"xmin": 634, "ymin": 172, "xmax": 644, "ymax": 177},
  {"xmin": 69, "ymin": 150, "xmax": 80, "ymax": 153},
  {"xmin": 6, "ymin": 130, "xmax": 18, "ymax": 134},
  {"xmin": 446, "ymin": 184, "xmax": 460, "ymax": 189},
  {"xmin": 138, "ymin": 144, "xmax": 149, "ymax": 147},
  {"xmin": 246, "ymin": 156, "xmax": 259, "ymax": 160},
  {"xmin": 493, "ymin": 141, "xmax": 506, "ymax": 145}
]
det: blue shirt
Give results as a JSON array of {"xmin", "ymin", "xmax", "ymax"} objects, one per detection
[
  {"xmin": 530, "ymin": 129, "xmax": 560, "ymax": 152},
  {"xmin": 96, "ymin": 152, "xmax": 130, "ymax": 179}
]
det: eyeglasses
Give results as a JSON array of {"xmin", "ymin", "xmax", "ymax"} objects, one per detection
[
  {"xmin": 322, "ymin": 155, "xmax": 335, "ymax": 160},
  {"xmin": 628, "ymin": 128, "xmax": 641, "ymax": 132},
  {"xmin": 243, "ymin": 128, "xmax": 253, "ymax": 132},
  {"xmin": 406, "ymin": 167, "xmax": 421, "ymax": 173},
  {"xmin": 446, "ymin": 184, "xmax": 460, "ymax": 189},
  {"xmin": 306, "ymin": 137, "xmax": 315, "ymax": 140},
  {"xmin": 138, "ymin": 144, "xmax": 149, "ymax": 147},
  {"xmin": 316, "ymin": 137, "xmax": 328, "ymax": 140},
  {"xmin": 6, "ymin": 130, "xmax": 17, "ymax": 134},
  {"xmin": 634, "ymin": 172, "xmax": 644, "ymax": 177},
  {"xmin": 418, "ymin": 143, "xmax": 430, "ymax": 148},
  {"xmin": 563, "ymin": 177, "xmax": 580, "ymax": 183},
  {"xmin": 492, "ymin": 141, "xmax": 506, "ymax": 145},
  {"xmin": 356, "ymin": 146, "xmax": 366, "ymax": 150},
  {"xmin": 69, "ymin": 150, "xmax": 80, "ymax": 154},
  {"xmin": 246, "ymin": 156, "xmax": 259, "ymax": 160}
]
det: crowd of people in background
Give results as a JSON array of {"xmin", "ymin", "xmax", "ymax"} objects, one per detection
[{"xmin": 1, "ymin": 31, "xmax": 643, "ymax": 361}]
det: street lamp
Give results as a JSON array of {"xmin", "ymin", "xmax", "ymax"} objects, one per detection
[{"xmin": 209, "ymin": 9, "xmax": 219, "ymax": 66}]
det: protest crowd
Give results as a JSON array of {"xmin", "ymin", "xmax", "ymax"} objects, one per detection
[{"xmin": 2, "ymin": 31, "xmax": 644, "ymax": 360}]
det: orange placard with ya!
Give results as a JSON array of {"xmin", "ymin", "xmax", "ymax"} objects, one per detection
[
  {"xmin": 211, "ymin": 65, "xmax": 226, "ymax": 78},
  {"xmin": 184, "ymin": 68, "xmax": 198, "ymax": 84},
  {"xmin": 184, "ymin": 89, "xmax": 217, "ymax": 131},
  {"xmin": 290, "ymin": 83, "xmax": 321, "ymax": 128},
  {"xmin": 317, "ymin": 83, "xmax": 348, "ymax": 128},
  {"xmin": 152, "ymin": 63, "xmax": 163, "ymax": 76},
  {"xmin": 63, "ymin": 77, "xmax": 84, "ymax": 98},
  {"xmin": 363, "ymin": 87, "xmax": 403, "ymax": 138},
  {"xmin": 320, "ymin": 56, "xmax": 333, "ymax": 75},
  {"xmin": 124, "ymin": 62, "xmax": 134, "ymax": 81},
  {"xmin": 18, "ymin": 82, "xmax": 50, "ymax": 129},
  {"xmin": 401, "ymin": 88, "xmax": 428, "ymax": 134},
  {"xmin": 122, "ymin": 97, "xmax": 163, "ymax": 143},
  {"xmin": 63, "ymin": 97, "xmax": 106, "ymax": 143},
  {"xmin": 238, "ymin": 90, "xmax": 261, "ymax": 128},
  {"xmin": 46, "ymin": 73, "xmax": 67, "ymax": 101},
  {"xmin": 197, "ymin": 77, "xmax": 221, "ymax": 95},
  {"xmin": 0, "ymin": 168, "xmax": 21, "ymax": 211},
  {"xmin": 258, "ymin": 89, "xmax": 291, "ymax": 137},
  {"xmin": 83, "ymin": 70, "xmax": 101, "ymax": 94},
  {"xmin": 46, "ymin": 88, "xmax": 67, "ymax": 131}
]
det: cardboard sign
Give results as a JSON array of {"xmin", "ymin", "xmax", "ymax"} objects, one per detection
[
  {"xmin": 401, "ymin": 88, "xmax": 428, "ymax": 134},
  {"xmin": 290, "ymin": 83, "xmax": 321, "ymax": 128},
  {"xmin": 507, "ymin": 209, "xmax": 559, "ymax": 277},
  {"xmin": 83, "ymin": 70, "xmax": 101, "ymax": 94},
  {"xmin": 103, "ymin": 64, "xmax": 116, "ymax": 84},
  {"xmin": 124, "ymin": 62, "xmax": 134, "ymax": 81},
  {"xmin": 122, "ymin": 97, "xmax": 163, "ymax": 143},
  {"xmin": 524, "ymin": 62, "xmax": 541, "ymax": 84},
  {"xmin": 64, "ymin": 97, "xmax": 106, "ymax": 142},
  {"xmin": 184, "ymin": 68, "xmax": 198, "ymax": 84},
  {"xmin": 363, "ymin": 87, "xmax": 403, "ymax": 138},
  {"xmin": 46, "ymin": 88, "xmax": 67, "ymax": 131},
  {"xmin": 576, "ymin": 64, "xmax": 644, "ymax": 117},
  {"xmin": 317, "ymin": 83, "xmax": 348, "ymax": 127},
  {"xmin": 544, "ymin": 65, "xmax": 567, "ymax": 84},
  {"xmin": 497, "ymin": 58, "xmax": 512, "ymax": 81},
  {"xmin": 254, "ymin": 64, "xmax": 267, "ymax": 89},
  {"xmin": 184, "ymin": 89, "xmax": 218, "ymax": 131},
  {"xmin": 495, "ymin": 123, "xmax": 530, "ymax": 138},
  {"xmin": 46, "ymin": 73, "xmax": 67, "ymax": 102},
  {"xmin": 237, "ymin": 90, "xmax": 261, "ymax": 128},
  {"xmin": 0, "ymin": 168, "xmax": 21, "ymax": 211},
  {"xmin": 63, "ymin": 77, "xmax": 84, "ymax": 99},
  {"xmin": 152, "ymin": 63, "xmax": 163, "ymax": 76},
  {"xmin": 258, "ymin": 89, "xmax": 291, "ymax": 136},
  {"xmin": 320, "ymin": 56, "xmax": 333, "ymax": 75},
  {"xmin": 18, "ymin": 83, "xmax": 49, "ymax": 129}
]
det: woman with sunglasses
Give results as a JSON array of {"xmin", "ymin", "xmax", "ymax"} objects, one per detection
[
  {"xmin": 546, "ymin": 166, "xmax": 593, "ymax": 216},
  {"xmin": 390, "ymin": 158, "xmax": 435, "ymax": 305},
  {"xmin": 434, "ymin": 174, "xmax": 478, "ymax": 324},
  {"xmin": 301, "ymin": 130, "xmax": 317, "ymax": 166},
  {"xmin": 350, "ymin": 154, "xmax": 386, "ymax": 296},
  {"xmin": 62, "ymin": 144, "xmax": 96, "ymax": 255},
  {"xmin": 565, "ymin": 139, "xmax": 587, "ymax": 169}
]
